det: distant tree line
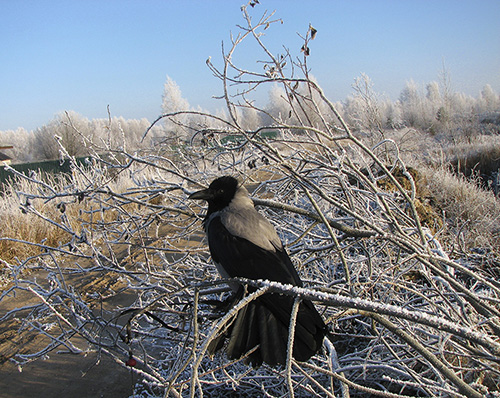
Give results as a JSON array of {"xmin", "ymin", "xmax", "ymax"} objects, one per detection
[
  {"xmin": 1, "ymin": 74, "xmax": 498, "ymax": 163},
  {"xmin": 161, "ymin": 73, "xmax": 499, "ymax": 143},
  {"xmin": 0, "ymin": 111, "xmax": 161, "ymax": 163},
  {"xmin": 340, "ymin": 74, "xmax": 500, "ymax": 139}
]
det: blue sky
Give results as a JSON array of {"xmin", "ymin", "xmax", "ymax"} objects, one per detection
[{"xmin": 1, "ymin": 0, "xmax": 499, "ymax": 131}]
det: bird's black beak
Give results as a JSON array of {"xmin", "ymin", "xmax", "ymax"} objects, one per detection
[{"xmin": 188, "ymin": 188, "xmax": 212, "ymax": 201}]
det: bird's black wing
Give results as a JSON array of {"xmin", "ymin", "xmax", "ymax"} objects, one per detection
[{"xmin": 207, "ymin": 215, "xmax": 303, "ymax": 287}]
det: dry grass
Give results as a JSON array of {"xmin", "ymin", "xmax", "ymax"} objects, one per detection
[
  {"xmin": 420, "ymin": 164, "xmax": 500, "ymax": 252},
  {"xmin": 373, "ymin": 128, "xmax": 500, "ymax": 252},
  {"xmin": 0, "ymin": 176, "xmax": 72, "ymax": 265},
  {"xmin": 0, "ymin": 165, "xmax": 147, "ymax": 271}
]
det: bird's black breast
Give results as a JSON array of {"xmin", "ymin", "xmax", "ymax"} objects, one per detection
[{"xmin": 206, "ymin": 215, "xmax": 303, "ymax": 287}]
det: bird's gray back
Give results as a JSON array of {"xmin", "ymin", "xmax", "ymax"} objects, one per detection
[{"xmin": 206, "ymin": 185, "xmax": 282, "ymax": 252}]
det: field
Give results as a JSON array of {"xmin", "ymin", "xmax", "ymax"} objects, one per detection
[{"xmin": 1, "ymin": 6, "xmax": 500, "ymax": 398}]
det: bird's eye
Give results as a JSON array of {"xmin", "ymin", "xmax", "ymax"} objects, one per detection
[{"xmin": 217, "ymin": 189, "xmax": 225, "ymax": 195}]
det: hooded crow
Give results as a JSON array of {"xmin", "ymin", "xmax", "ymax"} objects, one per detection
[{"xmin": 189, "ymin": 176, "xmax": 326, "ymax": 366}]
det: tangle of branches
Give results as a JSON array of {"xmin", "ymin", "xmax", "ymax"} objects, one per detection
[{"xmin": 1, "ymin": 3, "xmax": 499, "ymax": 397}]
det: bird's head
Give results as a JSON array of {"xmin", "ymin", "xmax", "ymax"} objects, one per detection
[{"xmin": 188, "ymin": 176, "xmax": 240, "ymax": 213}]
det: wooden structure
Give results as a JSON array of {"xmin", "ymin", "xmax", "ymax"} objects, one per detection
[{"xmin": 0, "ymin": 145, "xmax": 13, "ymax": 166}]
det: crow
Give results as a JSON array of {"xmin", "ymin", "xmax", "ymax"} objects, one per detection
[{"xmin": 189, "ymin": 176, "xmax": 326, "ymax": 366}]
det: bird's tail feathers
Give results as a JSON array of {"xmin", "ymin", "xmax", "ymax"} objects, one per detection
[{"xmin": 207, "ymin": 292, "xmax": 326, "ymax": 367}]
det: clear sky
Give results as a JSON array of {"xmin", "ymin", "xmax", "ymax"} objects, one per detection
[{"xmin": 1, "ymin": 0, "xmax": 499, "ymax": 131}]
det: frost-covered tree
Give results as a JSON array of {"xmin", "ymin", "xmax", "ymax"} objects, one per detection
[
  {"xmin": 239, "ymin": 105, "xmax": 262, "ymax": 131},
  {"xmin": 478, "ymin": 84, "xmax": 500, "ymax": 113},
  {"xmin": 426, "ymin": 81, "xmax": 441, "ymax": 104},
  {"xmin": 399, "ymin": 80, "xmax": 436, "ymax": 130},
  {"xmin": 380, "ymin": 99, "xmax": 403, "ymax": 129},
  {"xmin": 265, "ymin": 84, "xmax": 294, "ymax": 124},
  {"xmin": 264, "ymin": 76, "xmax": 336, "ymax": 133},
  {"xmin": 293, "ymin": 75, "xmax": 336, "ymax": 129},
  {"xmin": 91, "ymin": 116, "xmax": 156, "ymax": 151},
  {"xmin": 162, "ymin": 76, "xmax": 189, "ymax": 115},
  {"xmin": 399, "ymin": 80, "xmax": 423, "ymax": 128},
  {"xmin": 0, "ymin": 127, "xmax": 35, "ymax": 163},
  {"xmin": 161, "ymin": 76, "xmax": 191, "ymax": 142},
  {"xmin": 423, "ymin": 81, "xmax": 443, "ymax": 130},
  {"xmin": 33, "ymin": 111, "xmax": 90, "ymax": 160},
  {"xmin": 344, "ymin": 74, "xmax": 384, "ymax": 132},
  {"xmin": 343, "ymin": 95, "xmax": 365, "ymax": 130}
]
